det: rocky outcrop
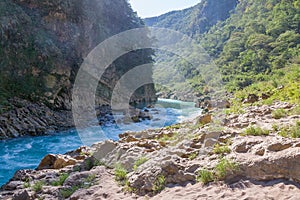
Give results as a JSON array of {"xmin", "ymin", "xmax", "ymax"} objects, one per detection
[
  {"xmin": 1, "ymin": 102, "xmax": 300, "ymax": 199},
  {"xmin": 232, "ymin": 136, "xmax": 300, "ymax": 182},
  {"xmin": 37, "ymin": 154, "xmax": 78, "ymax": 170},
  {"xmin": 0, "ymin": 99, "xmax": 73, "ymax": 139}
]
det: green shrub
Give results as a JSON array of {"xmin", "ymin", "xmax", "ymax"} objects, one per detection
[
  {"xmin": 215, "ymin": 158, "xmax": 239, "ymax": 180},
  {"xmin": 272, "ymin": 109, "xmax": 287, "ymax": 119},
  {"xmin": 123, "ymin": 180, "xmax": 134, "ymax": 193},
  {"xmin": 290, "ymin": 122, "xmax": 300, "ymax": 138},
  {"xmin": 289, "ymin": 106, "xmax": 300, "ymax": 115},
  {"xmin": 165, "ymin": 124, "xmax": 181, "ymax": 130},
  {"xmin": 114, "ymin": 164, "xmax": 128, "ymax": 184},
  {"xmin": 278, "ymin": 127, "xmax": 289, "ymax": 137},
  {"xmin": 133, "ymin": 157, "xmax": 148, "ymax": 171},
  {"xmin": 213, "ymin": 144, "xmax": 231, "ymax": 155},
  {"xmin": 60, "ymin": 186, "xmax": 80, "ymax": 198},
  {"xmin": 85, "ymin": 174, "xmax": 96, "ymax": 186},
  {"xmin": 158, "ymin": 132, "xmax": 179, "ymax": 143},
  {"xmin": 23, "ymin": 179, "xmax": 31, "ymax": 188},
  {"xmin": 278, "ymin": 121, "xmax": 300, "ymax": 138},
  {"xmin": 244, "ymin": 126, "xmax": 270, "ymax": 136},
  {"xmin": 196, "ymin": 169, "xmax": 214, "ymax": 184},
  {"xmin": 188, "ymin": 152, "xmax": 199, "ymax": 160},
  {"xmin": 272, "ymin": 124, "xmax": 279, "ymax": 132},
  {"xmin": 51, "ymin": 173, "xmax": 69, "ymax": 186},
  {"xmin": 73, "ymin": 165, "xmax": 81, "ymax": 172},
  {"xmin": 152, "ymin": 175, "xmax": 165, "ymax": 193},
  {"xmin": 32, "ymin": 181, "xmax": 44, "ymax": 193}
]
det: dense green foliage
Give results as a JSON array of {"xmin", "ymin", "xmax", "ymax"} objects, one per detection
[
  {"xmin": 201, "ymin": 0, "xmax": 300, "ymax": 90},
  {"xmin": 148, "ymin": 0, "xmax": 300, "ymax": 100}
]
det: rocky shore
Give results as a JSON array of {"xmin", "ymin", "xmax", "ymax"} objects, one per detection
[
  {"xmin": 0, "ymin": 98, "xmax": 155, "ymax": 139},
  {"xmin": 0, "ymin": 99, "xmax": 74, "ymax": 139},
  {"xmin": 1, "ymin": 101, "xmax": 300, "ymax": 199}
]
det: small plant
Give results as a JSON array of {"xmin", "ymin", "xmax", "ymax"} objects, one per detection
[
  {"xmin": 51, "ymin": 173, "xmax": 69, "ymax": 186},
  {"xmin": 82, "ymin": 174, "xmax": 97, "ymax": 188},
  {"xmin": 272, "ymin": 124, "xmax": 279, "ymax": 132},
  {"xmin": 289, "ymin": 105, "xmax": 300, "ymax": 115},
  {"xmin": 165, "ymin": 124, "xmax": 181, "ymax": 130},
  {"xmin": 278, "ymin": 126, "xmax": 289, "ymax": 137},
  {"xmin": 85, "ymin": 158, "xmax": 94, "ymax": 170},
  {"xmin": 133, "ymin": 157, "xmax": 148, "ymax": 171},
  {"xmin": 244, "ymin": 126, "xmax": 270, "ymax": 136},
  {"xmin": 114, "ymin": 164, "xmax": 128, "ymax": 185},
  {"xmin": 60, "ymin": 185, "xmax": 80, "ymax": 198},
  {"xmin": 278, "ymin": 121, "xmax": 300, "ymax": 138},
  {"xmin": 152, "ymin": 175, "xmax": 165, "ymax": 193},
  {"xmin": 123, "ymin": 180, "xmax": 135, "ymax": 193},
  {"xmin": 23, "ymin": 179, "xmax": 31, "ymax": 188},
  {"xmin": 213, "ymin": 144, "xmax": 231, "ymax": 155},
  {"xmin": 224, "ymin": 102, "xmax": 245, "ymax": 115},
  {"xmin": 86, "ymin": 174, "xmax": 96, "ymax": 183},
  {"xmin": 272, "ymin": 108, "xmax": 287, "ymax": 119},
  {"xmin": 158, "ymin": 132, "xmax": 179, "ymax": 143},
  {"xmin": 73, "ymin": 165, "xmax": 81, "ymax": 172},
  {"xmin": 188, "ymin": 152, "xmax": 199, "ymax": 160},
  {"xmin": 94, "ymin": 159, "xmax": 107, "ymax": 167},
  {"xmin": 215, "ymin": 158, "xmax": 239, "ymax": 180},
  {"xmin": 32, "ymin": 181, "xmax": 44, "ymax": 193},
  {"xmin": 196, "ymin": 169, "xmax": 214, "ymax": 184},
  {"xmin": 290, "ymin": 122, "xmax": 300, "ymax": 138},
  {"xmin": 80, "ymin": 151, "xmax": 93, "ymax": 157}
]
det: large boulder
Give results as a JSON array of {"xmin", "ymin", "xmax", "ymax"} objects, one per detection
[
  {"xmin": 231, "ymin": 136, "xmax": 300, "ymax": 183},
  {"xmin": 37, "ymin": 154, "xmax": 77, "ymax": 170},
  {"xmin": 128, "ymin": 155, "xmax": 196, "ymax": 195}
]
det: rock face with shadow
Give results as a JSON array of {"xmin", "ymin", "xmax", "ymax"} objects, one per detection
[{"xmin": 0, "ymin": 0, "xmax": 156, "ymax": 139}]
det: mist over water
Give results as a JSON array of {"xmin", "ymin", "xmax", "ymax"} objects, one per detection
[{"xmin": 0, "ymin": 99, "xmax": 201, "ymax": 186}]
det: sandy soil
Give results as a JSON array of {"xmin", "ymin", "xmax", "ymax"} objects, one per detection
[{"xmin": 152, "ymin": 179, "xmax": 300, "ymax": 200}]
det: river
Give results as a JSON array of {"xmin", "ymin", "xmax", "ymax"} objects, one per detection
[{"xmin": 0, "ymin": 99, "xmax": 201, "ymax": 186}]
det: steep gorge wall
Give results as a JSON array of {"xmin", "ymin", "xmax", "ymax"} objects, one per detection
[{"xmin": 0, "ymin": 0, "xmax": 156, "ymax": 138}]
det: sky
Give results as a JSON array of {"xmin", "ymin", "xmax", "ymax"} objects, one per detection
[{"xmin": 129, "ymin": 0, "xmax": 200, "ymax": 18}]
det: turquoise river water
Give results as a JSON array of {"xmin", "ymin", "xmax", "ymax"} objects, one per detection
[{"xmin": 0, "ymin": 99, "xmax": 201, "ymax": 186}]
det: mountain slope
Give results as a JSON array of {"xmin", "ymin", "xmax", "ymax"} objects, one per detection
[
  {"xmin": 145, "ymin": 0, "xmax": 238, "ymax": 36},
  {"xmin": 147, "ymin": 0, "xmax": 300, "ymax": 103}
]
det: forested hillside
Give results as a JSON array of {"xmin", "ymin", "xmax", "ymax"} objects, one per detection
[{"xmin": 146, "ymin": 0, "xmax": 300, "ymax": 104}]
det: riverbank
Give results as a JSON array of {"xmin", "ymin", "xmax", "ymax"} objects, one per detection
[
  {"xmin": 0, "ymin": 99, "xmax": 201, "ymax": 186},
  {"xmin": 0, "ymin": 98, "xmax": 158, "ymax": 140},
  {"xmin": 1, "ymin": 101, "xmax": 300, "ymax": 199},
  {"xmin": 0, "ymin": 98, "xmax": 74, "ymax": 139}
]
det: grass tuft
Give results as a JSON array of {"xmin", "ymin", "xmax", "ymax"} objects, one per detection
[
  {"xmin": 215, "ymin": 158, "xmax": 239, "ymax": 180},
  {"xmin": 152, "ymin": 175, "xmax": 165, "ymax": 193},
  {"xmin": 272, "ymin": 109, "xmax": 287, "ymax": 119},
  {"xmin": 51, "ymin": 173, "xmax": 69, "ymax": 186},
  {"xmin": 213, "ymin": 144, "xmax": 231, "ymax": 155},
  {"xmin": 243, "ymin": 126, "xmax": 270, "ymax": 136},
  {"xmin": 114, "ymin": 164, "xmax": 128, "ymax": 185},
  {"xmin": 196, "ymin": 169, "xmax": 214, "ymax": 184},
  {"xmin": 133, "ymin": 157, "xmax": 148, "ymax": 171},
  {"xmin": 32, "ymin": 181, "xmax": 44, "ymax": 193}
]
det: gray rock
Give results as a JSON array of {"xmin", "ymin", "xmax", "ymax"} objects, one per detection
[{"xmin": 12, "ymin": 190, "xmax": 31, "ymax": 200}]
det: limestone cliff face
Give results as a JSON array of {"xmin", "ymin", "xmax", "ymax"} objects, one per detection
[{"xmin": 0, "ymin": 0, "xmax": 156, "ymax": 111}]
